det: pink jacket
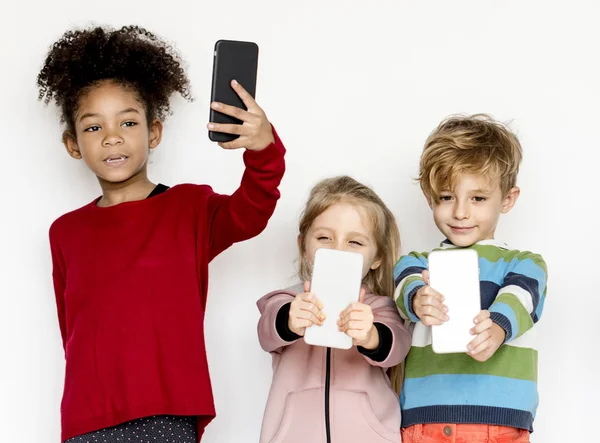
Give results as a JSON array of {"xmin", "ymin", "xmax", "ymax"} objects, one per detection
[{"xmin": 257, "ymin": 284, "xmax": 411, "ymax": 443}]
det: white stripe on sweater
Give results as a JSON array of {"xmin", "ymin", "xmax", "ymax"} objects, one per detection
[
  {"xmin": 498, "ymin": 284, "xmax": 534, "ymax": 314},
  {"xmin": 409, "ymin": 321, "xmax": 537, "ymax": 349},
  {"xmin": 411, "ymin": 324, "xmax": 432, "ymax": 347},
  {"xmin": 504, "ymin": 326, "xmax": 537, "ymax": 349}
]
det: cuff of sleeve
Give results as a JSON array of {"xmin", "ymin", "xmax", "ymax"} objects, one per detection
[
  {"xmin": 406, "ymin": 285, "xmax": 423, "ymax": 322},
  {"xmin": 357, "ymin": 323, "xmax": 393, "ymax": 362},
  {"xmin": 242, "ymin": 124, "xmax": 286, "ymax": 164},
  {"xmin": 275, "ymin": 302, "xmax": 302, "ymax": 342},
  {"xmin": 489, "ymin": 311, "xmax": 513, "ymax": 343}
]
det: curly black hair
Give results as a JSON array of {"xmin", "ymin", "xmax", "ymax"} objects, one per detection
[{"xmin": 37, "ymin": 25, "xmax": 192, "ymax": 132}]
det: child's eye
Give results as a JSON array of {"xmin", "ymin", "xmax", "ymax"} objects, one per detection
[
  {"xmin": 84, "ymin": 125, "xmax": 101, "ymax": 132},
  {"xmin": 349, "ymin": 241, "xmax": 363, "ymax": 246},
  {"xmin": 473, "ymin": 196, "xmax": 487, "ymax": 202},
  {"xmin": 317, "ymin": 236, "xmax": 330, "ymax": 241},
  {"xmin": 439, "ymin": 195, "xmax": 453, "ymax": 201},
  {"xmin": 122, "ymin": 121, "xmax": 137, "ymax": 127}
]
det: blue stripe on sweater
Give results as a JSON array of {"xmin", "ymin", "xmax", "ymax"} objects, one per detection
[
  {"xmin": 478, "ymin": 257, "xmax": 509, "ymax": 286},
  {"xmin": 504, "ymin": 272, "xmax": 541, "ymax": 314},
  {"xmin": 395, "ymin": 265, "xmax": 426, "ymax": 287},
  {"xmin": 511, "ymin": 258, "xmax": 547, "ymax": 295},
  {"xmin": 534, "ymin": 295, "xmax": 545, "ymax": 322},
  {"xmin": 479, "ymin": 257, "xmax": 546, "ymax": 294},
  {"xmin": 402, "ymin": 374, "xmax": 538, "ymax": 413},
  {"xmin": 480, "ymin": 281, "xmax": 500, "ymax": 309},
  {"xmin": 394, "ymin": 257, "xmax": 425, "ymax": 281}
]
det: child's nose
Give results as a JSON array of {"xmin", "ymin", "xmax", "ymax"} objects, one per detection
[
  {"xmin": 329, "ymin": 239, "xmax": 347, "ymax": 251},
  {"xmin": 453, "ymin": 202, "xmax": 470, "ymax": 219},
  {"xmin": 102, "ymin": 132, "xmax": 124, "ymax": 147}
]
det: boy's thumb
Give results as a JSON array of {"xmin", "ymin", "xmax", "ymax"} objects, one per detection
[{"xmin": 422, "ymin": 269, "xmax": 430, "ymax": 285}]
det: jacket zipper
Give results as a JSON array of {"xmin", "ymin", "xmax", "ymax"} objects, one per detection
[{"xmin": 325, "ymin": 347, "xmax": 331, "ymax": 443}]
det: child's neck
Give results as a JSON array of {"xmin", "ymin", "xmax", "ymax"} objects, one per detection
[{"xmin": 97, "ymin": 173, "xmax": 156, "ymax": 207}]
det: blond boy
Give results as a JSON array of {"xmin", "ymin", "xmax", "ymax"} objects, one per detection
[{"xmin": 395, "ymin": 115, "xmax": 547, "ymax": 443}]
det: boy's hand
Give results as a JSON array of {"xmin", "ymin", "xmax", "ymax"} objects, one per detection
[
  {"xmin": 207, "ymin": 80, "xmax": 274, "ymax": 151},
  {"xmin": 337, "ymin": 289, "xmax": 379, "ymax": 350},
  {"xmin": 468, "ymin": 310, "xmax": 506, "ymax": 362},
  {"xmin": 413, "ymin": 270, "xmax": 449, "ymax": 326},
  {"xmin": 288, "ymin": 281, "xmax": 325, "ymax": 337}
]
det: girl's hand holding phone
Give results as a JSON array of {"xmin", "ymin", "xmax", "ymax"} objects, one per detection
[
  {"xmin": 337, "ymin": 288, "xmax": 379, "ymax": 350},
  {"xmin": 207, "ymin": 80, "xmax": 274, "ymax": 151},
  {"xmin": 288, "ymin": 281, "xmax": 326, "ymax": 337}
]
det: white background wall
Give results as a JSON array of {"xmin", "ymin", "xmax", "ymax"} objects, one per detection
[{"xmin": 1, "ymin": 1, "xmax": 598, "ymax": 441}]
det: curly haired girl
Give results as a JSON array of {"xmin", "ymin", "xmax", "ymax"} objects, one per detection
[{"xmin": 37, "ymin": 25, "xmax": 286, "ymax": 442}]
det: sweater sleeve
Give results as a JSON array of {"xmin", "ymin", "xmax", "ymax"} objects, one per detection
[
  {"xmin": 49, "ymin": 224, "xmax": 67, "ymax": 352},
  {"xmin": 360, "ymin": 294, "xmax": 411, "ymax": 368},
  {"xmin": 206, "ymin": 125, "xmax": 286, "ymax": 261},
  {"xmin": 257, "ymin": 289, "xmax": 298, "ymax": 354},
  {"xmin": 275, "ymin": 303, "xmax": 303, "ymax": 342},
  {"xmin": 357, "ymin": 322, "xmax": 393, "ymax": 362},
  {"xmin": 393, "ymin": 251, "xmax": 428, "ymax": 322},
  {"xmin": 489, "ymin": 251, "xmax": 548, "ymax": 342}
]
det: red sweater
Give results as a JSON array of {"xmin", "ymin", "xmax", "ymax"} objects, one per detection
[{"xmin": 49, "ymin": 130, "xmax": 286, "ymax": 442}]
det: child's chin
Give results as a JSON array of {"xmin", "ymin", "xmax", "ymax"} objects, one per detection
[
  {"xmin": 97, "ymin": 171, "xmax": 136, "ymax": 184},
  {"xmin": 447, "ymin": 235, "xmax": 478, "ymax": 248}
]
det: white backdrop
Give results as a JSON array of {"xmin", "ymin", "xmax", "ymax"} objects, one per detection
[{"xmin": 1, "ymin": 1, "xmax": 598, "ymax": 441}]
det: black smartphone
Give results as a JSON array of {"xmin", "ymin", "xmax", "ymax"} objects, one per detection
[{"xmin": 208, "ymin": 40, "xmax": 259, "ymax": 142}]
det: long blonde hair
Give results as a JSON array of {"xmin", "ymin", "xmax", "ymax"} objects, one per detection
[{"xmin": 297, "ymin": 176, "xmax": 404, "ymax": 393}]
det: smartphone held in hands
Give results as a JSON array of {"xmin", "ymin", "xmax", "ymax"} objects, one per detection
[
  {"xmin": 304, "ymin": 248, "xmax": 364, "ymax": 350},
  {"xmin": 429, "ymin": 248, "xmax": 481, "ymax": 354}
]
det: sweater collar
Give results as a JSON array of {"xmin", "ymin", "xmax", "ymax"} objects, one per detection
[{"xmin": 439, "ymin": 238, "xmax": 509, "ymax": 250}]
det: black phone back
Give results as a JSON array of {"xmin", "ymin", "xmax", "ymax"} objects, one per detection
[{"xmin": 208, "ymin": 40, "xmax": 259, "ymax": 142}]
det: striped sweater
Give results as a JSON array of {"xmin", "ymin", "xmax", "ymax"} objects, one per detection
[{"xmin": 393, "ymin": 239, "xmax": 548, "ymax": 432}]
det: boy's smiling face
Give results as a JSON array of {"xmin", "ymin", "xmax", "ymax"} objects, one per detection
[{"xmin": 429, "ymin": 173, "xmax": 520, "ymax": 247}]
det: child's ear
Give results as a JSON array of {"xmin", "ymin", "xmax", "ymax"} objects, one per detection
[
  {"xmin": 370, "ymin": 257, "xmax": 382, "ymax": 270},
  {"xmin": 501, "ymin": 187, "xmax": 520, "ymax": 214},
  {"xmin": 149, "ymin": 119, "xmax": 163, "ymax": 150},
  {"xmin": 62, "ymin": 131, "xmax": 82, "ymax": 159}
]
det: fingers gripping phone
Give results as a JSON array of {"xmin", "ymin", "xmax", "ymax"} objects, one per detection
[
  {"xmin": 208, "ymin": 40, "xmax": 259, "ymax": 143},
  {"xmin": 428, "ymin": 249, "xmax": 481, "ymax": 354}
]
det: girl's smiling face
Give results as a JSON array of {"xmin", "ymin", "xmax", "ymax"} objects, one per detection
[{"xmin": 302, "ymin": 201, "xmax": 381, "ymax": 279}]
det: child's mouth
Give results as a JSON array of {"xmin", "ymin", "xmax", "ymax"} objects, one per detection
[{"xmin": 105, "ymin": 156, "xmax": 128, "ymax": 165}]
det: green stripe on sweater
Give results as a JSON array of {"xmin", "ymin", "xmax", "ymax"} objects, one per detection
[
  {"xmin": 396, "ymin": 275, "xmax": 422, "ymax": 318},
  {"xmin": 405, "ymin": 344, "xmax": 538, "ymax": 382}
]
